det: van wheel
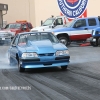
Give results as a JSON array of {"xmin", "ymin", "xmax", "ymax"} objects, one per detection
[
  {"xmin": 90, "ymin": 38, "xmax": 98, "ymax": 47},
  {"xmin": 18, "ymin": 60, "xmax": 25, "ymax": 72},
  {"xmin": 58, "ymin": 36, "xmax": 69, "ymax": 46}
]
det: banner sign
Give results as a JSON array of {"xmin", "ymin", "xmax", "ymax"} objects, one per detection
[{"xmin": 57, "ymin": 0, "xmax": 88, "ymax": 19}]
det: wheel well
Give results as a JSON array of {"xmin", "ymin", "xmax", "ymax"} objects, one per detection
[{"xmin": 57, "ymin": 33, "xmax": 70, "ymax": 41}]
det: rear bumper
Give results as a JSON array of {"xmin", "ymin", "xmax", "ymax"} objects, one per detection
[{"xmin": 20, "ymin": 56, "xmax": 70, "ymax": 68}]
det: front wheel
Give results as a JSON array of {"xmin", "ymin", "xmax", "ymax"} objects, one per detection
[
  {"xmin": 18, "ymin": 60, "xmax": 25, "ymax": 72},
  {"xmin": 58, "ymin": 36, "xmax": 69, "ymax": 46},
  {"xmin": 61, "ymin": 66, "xmax": 68, "ymax": 70},
  {"xmin": 90, "ymin": 38, "xmax": 98, "ymax": 47}
]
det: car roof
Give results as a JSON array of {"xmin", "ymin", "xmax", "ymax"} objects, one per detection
[
  {"xmin": 7, "ymin": 22, "xmax": 30, "ymax": 24},
  {"xmin": 75, "ymin": 16, "xmax": 98, "ymax": 20}
]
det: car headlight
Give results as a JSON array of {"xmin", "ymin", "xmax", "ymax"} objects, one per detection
[
  {"xmin": 56, "ymin": 50, "xmax": 69, "ymax": 56},
  {"xmin": 22, "ymin": 52, "xmax": 38, "ymax": 58}
]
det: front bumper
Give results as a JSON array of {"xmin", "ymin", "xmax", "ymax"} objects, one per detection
[
  {"xmin": 20, "ymin": 56, "xmax": 70, "ymax": 68},
  {"xmin": 0, "ymin": 37, "xmax": 11, "ymax": 44}
]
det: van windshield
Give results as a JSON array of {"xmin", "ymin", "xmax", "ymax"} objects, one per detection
[{"xmin": 42, "ymin": 18, "xmax": 55, "ymax": 26}]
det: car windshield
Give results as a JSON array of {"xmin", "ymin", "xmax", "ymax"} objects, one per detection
[
  {"xmin": 18, "ymin": 32, "xmax": 59, "ymax": 45},
  {"xmin": 42, "ymin": 18, "xmax": 55, "ymax": 26},
  {"xmin": 65, "ymin": 19, "xmax": 76, "ymax": 27},
  {"xmin": 5, "ymin": 23, "xmax": 21, "ymax": 29}
]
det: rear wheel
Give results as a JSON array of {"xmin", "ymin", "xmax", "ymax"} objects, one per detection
[
  {"xmin": 18, "ymin": 60, "xmax": 25, "ymax": 72},
  {"xmin": 58, "ymin": 36, "xmax": 69, "ymax": 46},
  {"xmin": 61, "ymin": 66, "xmax": 68, "ymax": 70}
]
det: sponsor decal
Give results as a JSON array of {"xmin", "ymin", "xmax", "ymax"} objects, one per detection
[{"xmin": 57, "ymin": 0, "xmax": 88, "ymax": 19}]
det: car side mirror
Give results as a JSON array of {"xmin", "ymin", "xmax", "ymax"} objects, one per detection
[{"xmin": 41, "ymin": 20, "xmax": 43, "ymax": 26}]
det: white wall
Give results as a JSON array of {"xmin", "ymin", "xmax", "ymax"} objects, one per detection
[
  {"xmin": 87, "ymin": 0, "xmax": 100, "ymax": 17},
  {"xmin": 1, "ymin": 0, "xmax": 35, "ymax": 26},
  {"xmin": 34, "ymin": 0, "xmax": 60, "ymax": 26},
  {"xmin": 1, "ymin": 0, "xmax": 100, "ymax": 27}
]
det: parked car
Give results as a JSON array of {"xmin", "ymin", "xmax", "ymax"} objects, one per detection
[
  {"xmin": 0, "ymin": 31, "xmax": 12, "ymax": 44},
  {"xmin": 8, "ymin": 32, "xmax": 70, "ymax": 72},
  {"xmin": 90, "ymin": 27, "xmax": 100, "ymax": 47},
  {"xmin": 30, "ymin": 15, "xmax": 69, "ymax": 32},
  {"xmin": 49, "ymin": 16, "xmax": 100, "ymax": 46},
  {"xmin": 2, "ymin": 20, "xmax": 33, "ymax": 39}
]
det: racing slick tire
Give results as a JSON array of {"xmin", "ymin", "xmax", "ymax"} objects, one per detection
[
  {"xmin": 18, "ymin": 60, "xmax": 25, "ymax": 72},
  {"xmin": 58, "ymin": 36, "xmax": 69, "ymax": 46},
  {"xmin": 90, "ymin": 38, "xmax": 98, "ymax": 47},
  {"xmin": 61, "ymin": 65, "xmax": 68, "ymax": 70}
]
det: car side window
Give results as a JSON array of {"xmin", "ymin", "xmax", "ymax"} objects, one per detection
[
  {"xmin": 55, "ymin": 18, "xmax": 63, "ymax": 25},
  {"xmin": 88, "ymin": 18, "xmax": 96, "ymax": 26},
  {"xmin": 74, "ymin": 19, "xmax": 86, "ymax": 27}
]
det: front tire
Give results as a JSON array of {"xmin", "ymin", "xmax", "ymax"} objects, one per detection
[
  {"xmin": 58, "ymin": 36, "xmax": 69, "ymax": 46},
  {"xmin": 18, "ymin": 60, "xmax": 25, "ymax": 72},
  {"xmin": 90, "ymin": 38, "xmax": 98, "ymax": 47},
  {"xmin": 61, "ymin": 66, "xmax": 68, "ymax": 70}
]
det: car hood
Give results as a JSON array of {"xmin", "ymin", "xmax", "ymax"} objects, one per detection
[
  {"xmin": 31, "ymin": 26, "xmax": 50, "ymax": 31},
  {"xmin": 3, "ymin": 29, "xmax": 19, "ymax": 32},
  {"xmin": 0, "ymin": 31, "xmax": 12, "ymax": 36},
  {"xmin": 18, "ymin": 40, "xmax": 67, "ymax": 54}
]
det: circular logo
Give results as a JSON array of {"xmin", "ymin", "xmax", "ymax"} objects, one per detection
[{"xmin": 57, "ymin": 0, "xmax": 88, "ymax": 19}]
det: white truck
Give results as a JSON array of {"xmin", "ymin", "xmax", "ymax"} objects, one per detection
[{"xmin": 30, "ymin": 15, "xmax": 69, "ymax": 32}]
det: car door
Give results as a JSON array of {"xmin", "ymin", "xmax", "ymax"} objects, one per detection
[
  {"xmin": 9, "ymin": 35, "xmax": 19, "ymax": 60},
  {"xmin": 69, "ymin": 19, "xmax": 90, "ymax": 41}
]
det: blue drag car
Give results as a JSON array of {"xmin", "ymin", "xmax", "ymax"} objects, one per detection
[{"xmin": 8, "ymin": 32, "xmax": 70, "ymax": 72}]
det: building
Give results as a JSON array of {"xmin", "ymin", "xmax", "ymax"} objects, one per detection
[{"xmin": 0, "ymin": 0, "xmax": 100, "ymax": 27}]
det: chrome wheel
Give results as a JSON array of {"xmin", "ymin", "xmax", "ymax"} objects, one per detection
[{"xmin": 58, "ymin": 36, "xmax": 69, "ymax": 46}]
